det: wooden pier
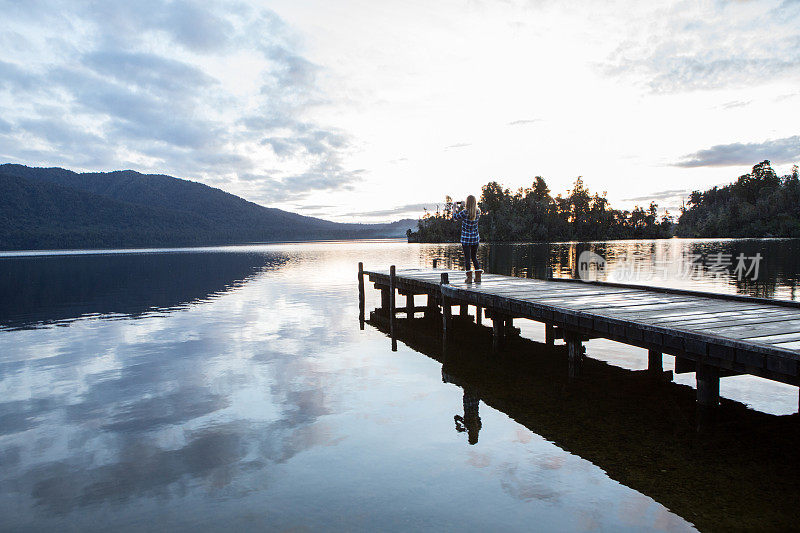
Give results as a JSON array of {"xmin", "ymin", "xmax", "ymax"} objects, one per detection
[{"xmin": 359, "ymin": 264, "xmax": 800, "ymax": 408}]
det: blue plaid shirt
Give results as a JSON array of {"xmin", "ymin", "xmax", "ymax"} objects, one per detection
[{"xmin": 454, "ymin": 209, "xmax": 480, "ymax": 244}]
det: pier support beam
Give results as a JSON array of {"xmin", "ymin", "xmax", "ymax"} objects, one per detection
[
  {"xmin": 380, "ymin": 287, "xmax": 390, "ymax": 313},
  {"xmin": 476, "ymin": 306, "xmax": 482, "ymax": 325},
  {"xmin": 492, "ymin": 315, "xmax": 504, "ymax": 352},
  {"xmin": 648, "ymin": 350, "xmax": 662, "ymax": 373},
  {"xmin": 406, "ymin": 293, "xmax": 415, "ymax": 319},
  {"xmin": 440, "ymin": 273, "xmax": 451, "ymax": 340},
  {"xmin": 545, "ymin": 323, "xmax": 555, "ymax": 346},
  {"xmin": 389, "ymin": 266, "xmax": 397, "ymax": 351},
  {"xmin": 566, "ymin": 333, "xmax": 583, "ymax": 378},
  {"xmin": 424, "ymin": 292, "xmax": 437, "ymax": 319},
  {"xmin": 358, "ymin": 262, "xmax": 365, "ymax": 329},
  {"xmin": 696, "ymin": 363, "xmax": 720, "ymax": 407},
  {"xmin": 460, "ymin": 303, "xmax": 469, "ymax": 318}
]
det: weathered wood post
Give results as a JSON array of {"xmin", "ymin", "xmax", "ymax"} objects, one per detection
[
  {"xmin": 648, "ymin": 350, "xmax": 662, "ymax": 373},
  {"xmin": 389, "ymin": 265, "xmax": 397, "ymax": 351},
  {"xmin": 545, "ymin": 323, "xmax": 555, "ymax": 346},
  {"xmin": 460, "ymin": 303, "xmax": 469, "ymax": 318},
  {"xmin": 476, "ymin": 306, "xmax": 482, "ymax": 325},
  {"xmin": 696, "ymin": 363, "xmax": 720, "ymax": 407},
  {"xmin": 425, "ymin": 291, "xmax": 437, "ymax": 319},
  {"xmin": 406, "ymin": 293, "xmax": 414, "ymax": 319},
  {"xmin": 358, "ymin": 262, "xmax": 365, "ymax": 329},
  {"xmin": 433, "ymin": 258, "xmax": 439, "ymax": 268},
  {"xmin": 380, "ymin": 286, "xmax": 390, "ymax": 313},
  {"xmin": 566, "ymin": 332, "xmax": 583, "ymax": 378},
  {"xmin": 492, "ymin": 313, "xmax": 505, "ymax": 352},
  {"xmin": 441, "ymin": 272, "xmax": 451, "ymax": 340}
]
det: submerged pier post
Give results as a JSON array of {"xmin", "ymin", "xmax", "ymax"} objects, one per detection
[
  {"xmin": 492, "ymin": 313, "xmax": 505, "ymax": 352},
  {"xmin": 460, "ymin": 303, "xmax": 469, "ymax": 318},
  {"xmin": 545, "ymin": 323, "xmax": 555, "ymax": 346},
  {"xmin": 425, "ymin": 291, "xmax": 437, "ymax": 319},
  {"xmin": 648, "ymin": 350, "xmax": 662, "ymax": 373},
  {"xmin": 696, "ymin": 363, "xmax": 720, "ymax": 407},
  {"xmin": 567, "ymin": 333, "xmax": 583, "ymax": 378},
  {"xmin": 440, "ymin": 272, "xmax": 451, "ymax": 340},
  {"xmin": 433, "ymin": 258, "xmax": 439, "ymax": 268},
  {"xmin": 406, "ymin": 293, "xmax": 415, "ymax": 319},
  {"xmin": 358, "ymin": 262, "xmax": 365, "ymax": 329},
  {"xmin": 476, "ymin": 306, "xmax": 482, "ymax": 325}
]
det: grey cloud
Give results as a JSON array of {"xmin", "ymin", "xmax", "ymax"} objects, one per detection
[
  {"xmin": 720, "ymin": 100, "xmax": 751, "ymax": 109},
  {"xmin": 600, "ymin": 4, "xmax": 800, "ymax": 92},
  {"xmin": 160, "ymin": 0, "xmax": 234, "ymax": 53},
  {"xmin": 674, "ymin": 136, "xmax": 800, "ymax": 167},
  {"xmin": 0, "ymin": 60, "xmax": 41, "ymax": 92},
  {"xmin": 623, "ymin": 189, "xmax": 690, "ymax": 202},
  {"xmin": 343, "ymin": 203, "xmax": 438, "ymax": 218},
  {"xmin": 445, "ymin": 142, "xmax": 472, "ymax": 150},
  {"xmin": 295, "ymin": 204, "xmax": 335, "ymax": 211},
  {"xmin": 508, "ymin": 119, "xmax": 542, "ymax": 126},
  {"xmin": 83, "ymin": 51, "xmax": 218, "ymax": 94}
]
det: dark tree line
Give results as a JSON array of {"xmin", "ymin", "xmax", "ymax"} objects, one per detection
[
  {"xmin": 676, "ymin": 161, "xmax": 800, "ymax": 238},
  {"xmin": 408, "ymin": 176, "xmax": 673, "ymax": 243}
]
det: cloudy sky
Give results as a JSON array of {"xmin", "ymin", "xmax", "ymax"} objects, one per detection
[{"xmin": 1, "ymin": 0, "xmax": 799, "ymax": 222}]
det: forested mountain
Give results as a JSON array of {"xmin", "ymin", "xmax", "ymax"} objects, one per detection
[
  {"xmin": 0, "ymin": 164, "xmax": 414, "ymax": 250},
  {"xmin": 676, "ymin": 161, "xmax": 800, "ymax": 238},
  {"xmin": 408, "ymin": 176, "xmax": 673, "ymax": 243}
]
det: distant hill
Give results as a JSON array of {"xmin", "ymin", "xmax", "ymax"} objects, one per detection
[{"xmin": 0, "ymin": 164, "xmax": 415, "ymax": 250}]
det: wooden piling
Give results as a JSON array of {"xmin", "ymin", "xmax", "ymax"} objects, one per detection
[
  {"xmin": 406, "ymin": 293, "xmax": 415, "ymax": 319},
  {"xmin": 440, "ymin": 272, "xmax": 451, "ymax": 339},
  {"xmin": 476, "ymin": 306, "xmax": 482, "ymax": 325},
  {"xmin": 696, "ymin": 363, "xmax": 720, "ymax": 407},
  {"xmin": 648, "ymin": 350, "xmax": 662, "ymax": 373},
  {"xmin": 358, "ymin": 262, "xmax": 365, "ymax": 328},
  {"xmin": 432, "ymin": 258, "xmax": 439, "ymax": 268},
  {"xmin": 545, "ymin": 323, "xmax": 555, "ymax": 346},
  {"xmin": 567, "ymin": 333, "xmax": 583, "ymax": 378},
  {"xmin": 389, "ymin": 265, "xmax": 396, "ymax": 350},
  {"xmin": 460, "ymin": 303, "xmax": 468, "ymax": 318}
]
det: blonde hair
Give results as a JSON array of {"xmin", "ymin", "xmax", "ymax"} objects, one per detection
[{"xmin": 466, "ymin": 195, "xmax": 477, "ymax": 220}]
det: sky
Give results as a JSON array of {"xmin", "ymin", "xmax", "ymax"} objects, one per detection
[{"xmin": 1, "ymin": 0, "xmax": 799, "ymax": 223}]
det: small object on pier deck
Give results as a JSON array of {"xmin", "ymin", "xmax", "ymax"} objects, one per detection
[{"xmin": 389, "ymin": 265, "xmax": 397, "ymax": 351}]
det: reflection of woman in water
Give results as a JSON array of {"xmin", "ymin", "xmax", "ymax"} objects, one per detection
[{"xmin": 454, "ymin": 388, "xmax": 482, "ymax": 445}]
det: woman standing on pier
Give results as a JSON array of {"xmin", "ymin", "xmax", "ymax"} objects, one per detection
[{"xmin": 453, "ymin": 195, "xmax": 482, "ymax": 283}]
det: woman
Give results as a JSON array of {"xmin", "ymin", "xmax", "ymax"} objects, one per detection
[{"xmin": 453, "ymin": 195, "xmax": 482, "ymax": 283}]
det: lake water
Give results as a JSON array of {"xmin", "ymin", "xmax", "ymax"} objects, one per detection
[{"xmin": 1, "ymin": 238, "xmax": 799, "ymax": 531}]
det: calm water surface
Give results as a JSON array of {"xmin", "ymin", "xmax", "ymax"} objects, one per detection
[{"xmin": 1, "ymin": 238, "xmax": 799, "ymax": 531}]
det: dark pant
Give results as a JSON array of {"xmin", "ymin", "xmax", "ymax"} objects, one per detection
[{"xmin": 462, "ymin": 243, "xmax": 480, "ymax": 271}]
